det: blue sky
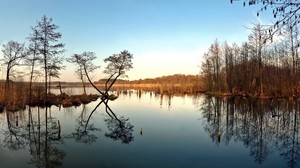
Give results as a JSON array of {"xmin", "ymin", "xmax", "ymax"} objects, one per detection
[{"xmin": 0, "ymin": 0, "xmax": 270, "ymax": 81}]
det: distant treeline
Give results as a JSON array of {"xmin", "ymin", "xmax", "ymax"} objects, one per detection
[
  {"xmin": 95, "ymin": 74, "xmax": 203, "ymax": 94},
  {"xmin": 201, "ymin": 24, "xmax": 300, "ymax": 99}
]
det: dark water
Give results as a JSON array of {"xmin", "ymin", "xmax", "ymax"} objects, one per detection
[{"xmin": 0, "ymin": 90, "xmax": 299, "ymax": 168}]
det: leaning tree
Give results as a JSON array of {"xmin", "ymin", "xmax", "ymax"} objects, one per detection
[
  {"xmin": 68, "ymin": 50, "xmax": 134, "ymax": 141},
  {"xmin": 103, "ymin": 50, "xmax": 133, "ymax": 98},
  {"xmin": 70, "ymin": 50, "xmax": 133, "ymax": 99},
  {"xmin": 67, "ymin": 54, "xmax": 88, "ymax": 95},
  {"xmin": 68, "ymin": 52, "xmax": 100, "ymax": 95}
]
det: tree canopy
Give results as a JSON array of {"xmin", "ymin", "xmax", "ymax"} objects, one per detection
[
  {"xmin": 103, "ymin": 50, "xmax": 133, "ymax": 78},
  {"xmin": 1, "ymin": 40, "xmax": 26, "ymax": 87},
  {"xmin": 34, "ymin": 15, "xmax": 65, "ymax": 95}
]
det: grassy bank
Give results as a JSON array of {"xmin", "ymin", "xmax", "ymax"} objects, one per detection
[
  {"xmin": 0, "ymin": 82, "xmax": 100, "ymax": 112},
  {"xmin": 95, "ymin": 83, "xmax": 203, "ymax": 95}
]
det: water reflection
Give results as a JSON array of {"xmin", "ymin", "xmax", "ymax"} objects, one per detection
[
  {"xmin": 0, "ymin": 98, "xmax": 134, "ymax": 167},
  {"xmin": 66, "ymin": 99, "xmax": 134, "ymax": 144},
  {"xmin": 66, "ymin": 104, "xmax": 100, "ymax": 144},
  {"xmin": 3, "ymin": 91, "xmax": 300, "ymax": 168},
  {"xmin": 1, "ymin": 107, "xmax": 66, "ymax": 167},
  {"xmin": 103, "ymin": 101, "xmax": 134, "ymax": 144},
  {"xmin": 199, "ymin": 96, "xmax": 300, "ymax": 168}
]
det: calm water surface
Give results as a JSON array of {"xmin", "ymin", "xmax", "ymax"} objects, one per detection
[{"xmin": 0, "ymin": 89, "xmax": 298, "ymax": 168}]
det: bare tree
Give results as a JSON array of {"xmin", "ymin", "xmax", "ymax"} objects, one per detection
[
  {"xmin": 248, "ymin": 23, "xmax": 267, "ymax": 95},
  {"xmin": 202, "ymin": 40, "xmax": 223, "ymax": 92},
  {"xmin": 201, "ymin": 53, "xmax": 213, "ymax": 92},
  {"xmin": 69, "ymin": 50, "xmax": 133, "ymax": 99},
  {"xmin": 1, "ymin": 40, "xmax": 26, "ymax": 90},
  {"xmin": 77, "ymin": 50, "xmax": 134, "ymax": 98},
  {"xmin": 79, "ymin": 52, "xmax": 103, "ymax": 95},
  {"xmin": 67, "ymin": 53, "xmax": 91, "ymax": 95},
  {"xmin": 223, "ymin": 42, "xmax": 234, "ymax": 93},
  {"xmin": 34, "ymin": 15, "xmax": 65, "ymax": 96},
  {"xmin": 103, "ymin": 50, "xmax": 133, "ymax": 97},
  {"xmin": 47, "ymin": 55, "xmax": 65, "ymax": 94},
  {"xmin": 26, "ymin": 27, "xmax": 41, "ymax": 102}
]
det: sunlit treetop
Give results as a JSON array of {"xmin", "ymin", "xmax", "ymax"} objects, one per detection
[
  {"xmin": 231, "ymin": 0, "xmax": 300, "ymax": 44},
  {"xmin": 103, "ymin": 50, "xmax": 133, "ymax": 78}
]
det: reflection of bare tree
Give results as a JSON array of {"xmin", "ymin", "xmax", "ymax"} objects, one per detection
[
  {"xmin": 69, "ymin": 98, "xmax": 134, "ymax": 144},
  {"xmin": 201, "ymin": 96, "xmax": 223, "ymax": 145},
  {"xmin": 27, "ymin": 107, "xmax": 65, "ymax": 168},
  {"xmin": 221, "ymin": 97, "xmax": 235, "ymax": 146},
  {"xmin": 3, "ymin": 110, "xmax": 27, "ymax": 150},
  {"xmin": 198, "ymin": 96, "xmax": 300, "ymax": 168},
  {"xmin": 103, "ymin": 100, "xmax": 134, "ymax": 144},
  {"xmin": 0, "ymin": 107, "xmax": 65, "ymax": 167},
  {"xmin": 104, "ymin": 116, "xmax": 134, "ymax": 144},
  {"xmin": 0, "ymin": 96, "xmax": 134, "ymax": 167},
  {"xmin": 277, "ymin": 102, "xmax": 300, "ymax": 168},
  {"xmin": 247, "ymin": 101, "xmax": 270, "ymax": 164},
  {"xmin": 67, "ymin": 104, "xmax": 100, "ymax": 144}
]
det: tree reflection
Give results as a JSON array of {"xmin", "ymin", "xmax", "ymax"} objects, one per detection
[
  {"xmin": 199, "ymin": 96, "xmax": 300, "ymax": 168},
  {"xmin": 156, "ymin": 93, "xmax": 172, "ymax": 109},
  {"xmin": 277, "ymin": 102, "xmax": 300, "ymax": 168},
  {"xmin": 3, "ymin": 110, "xmax": 27, "ymax": 150},
  {"xmin": 68, "ymin": 98, "xmax": 134, "ymax": 144},
  {"xmin": 27, "ymin": 107, "xmax": 65, "ymax": 168},
  {"xmin": 67, "ymin": 104, "xmax": 100, "ymax": 144},
  {"xmin": 0, "ymin": 107, "xmax": 65, "ymax": 167},
  {"xmin": 103, "ymin": 100, "xmax": 134, "ymax": 144},
  {"xmin": 0, "ymin": 93, "xmax": 134, "ymax": 167}
]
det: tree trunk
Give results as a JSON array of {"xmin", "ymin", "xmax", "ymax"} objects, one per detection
[
  {"xmin": 58, "ymin": 82, "xmax": 63, "ymax": 95},
  {"xmin": 44, "ymin": 58, "xmax": 47, "ymax": 96},
  {"xmin": 105, "ymin": 73, "xmax": 121, "ymax": 95},
  {"xmin": 29, "ymin": 68, "xmax": 34, "ymax": 103},
  {"xmin": 5, "ymin": 66, "xmax": 11, "ymax": 103},
  {"xmin": 29, "ymin": 52, "xmax": 37, "ymax": 103},
  {"xmin": 80, "ymin": 71, "xmax": 86, "ymax": 95},
  {"xmin": 48, "ymin": 75, "xmax": 51, "ymax": 94},
  {"xmin": 84, "ymin": 65, "xmax": 104, "ymax": 96}
]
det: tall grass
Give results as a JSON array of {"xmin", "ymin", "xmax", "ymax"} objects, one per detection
[
  {"xmin": 0, "ymin": 82, "xmax": 44, "ymax": 108},
  {"xmin": 0, "ymin": 81, "xmax": 102, "ymax": 111},
  {"xmin": 0, "ymin": 83, "xmax": 5, "ymax": 104},
  {"xmin": 96, "ymin": 82, "xmax": 203, "ymax": 95}
]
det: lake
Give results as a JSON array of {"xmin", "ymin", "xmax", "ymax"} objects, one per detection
[{"xmin": 0, "ymin": 88, "xmax": 298, "ymax": 168}]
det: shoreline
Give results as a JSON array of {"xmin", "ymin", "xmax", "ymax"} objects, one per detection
[{"xmin": 0, "ymin": 93, "xmax": 101, "ymax": 113}]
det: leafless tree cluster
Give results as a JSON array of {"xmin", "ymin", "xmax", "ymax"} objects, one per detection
[
  {"xmin": 68, "ymin": 50, "xmax": 134, "ymax": 98},
  {"xmin": 0, "ymin": 107, "xmax": 65, "ymax": 167},
  {"xmin": 201, "ymin": 23, "xmax": 300, "ymax": 97},
  {"xmin": 200, "ymin": 96, "xmax": 300, "ymax": 167},
  {"xmin": 0, "ymin": 15, "xmax": 65, "ymax": 105},
  {"xmin": 67, "ymin": 52, "xmax": 99, "ymax": 95},
  {"xmin": 204, "ymin": 0, "xmax": 300, "ymax": 97}
]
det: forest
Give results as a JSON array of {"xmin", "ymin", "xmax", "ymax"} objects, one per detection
[
  {"xmin": 201, "ymin": 1, "xmax": 300, "ymax": 99},
  {"xmin": 200, "ymin": 27, "xmax": 300, "ymax": 98}
]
